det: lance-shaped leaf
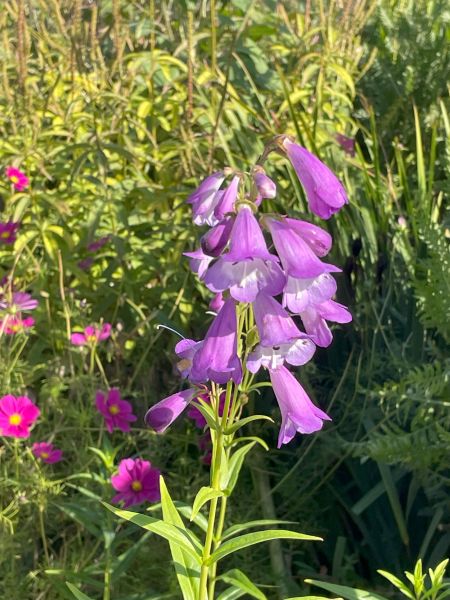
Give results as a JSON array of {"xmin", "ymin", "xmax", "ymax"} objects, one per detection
[
  {"xmin": 160, "ymin": 477, "xmax": 201, "ymax": 600},
  {"xmin": 66, "ymin": 583, "xmax": 95, "ymax": 600},
  {"xmin": 222, "ymin": 441, "xmax": 257, "ymax": 495},
  {"xmin": 103, "ymin": 502, "xmax": 202, "ymax": 563},
  {"xmin": 191, "ymin": 486, "xmax": 224, "ymax": 521},
  {"xmin": 305, "ymin": 579, "xmax": 389, "ymax": 600},
  {"xmin": 206, "ymin": 529, "xmax": 322, "ymax": 565},
  {"xmin": 222, "ymin": 519, "xmax": 297, "ymax": 541},
  {"xmin": 218, "ymin": 569, "xmax": 267, "ymax": 600},
  {"xmin": 224, "ymin": 414, "xmax": 274, "ymax": 435}
]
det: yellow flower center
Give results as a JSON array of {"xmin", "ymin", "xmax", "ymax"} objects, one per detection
[
  {"xmin": 10, "ymin": 323, "xmax": 20, "ymax": 332},
  {"xmin": 87, "ymin": 334, "xmax": 97, "ymax": 343},
  {"xmin": 10, "ymin": 175, "xmax": 19, "ymax": 184},
  {"xmin": 41, "ymin": 452, "xmax": 49, "ymax": 459},
  {"xmin": 109, "ymin": 404, "xmax": 120, "ymax": 415},
  {"xmin": 1, "ymin": 231, "xmax": 10, "ymax": 239},
  {"xmin": 131, "ymin": 480, "xmax": 142, "ymax": 492},
  {"xmin": 9, "ymin": 413, "xmax": 21, "ymax": 425}
]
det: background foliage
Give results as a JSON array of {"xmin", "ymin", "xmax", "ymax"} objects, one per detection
[{"xmin": 0, "ymin": 0, "xmax": 448, "ymax": 598}]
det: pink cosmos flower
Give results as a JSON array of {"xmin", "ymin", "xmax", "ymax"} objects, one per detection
[
  {"xmin": 111, "ymin": 458, "xmax": 161, "ymax": 508},
  {"xmin": 95, "ymin": 388, "xmax": 137, "ymax": 433},
  {"xmin": 0, "ymin": 316, "xmax": 34, "ymax": 335},
  {"xmin": 71, "ymin": 323, "xmax": 112, "ymax": 346},
  {"xmin": 6, "ymin": 167, "xmax": 29, "ymax": 191},
  {"xmin": 0, "ymin": 395, "xmax": 40, "ymax": 438},
  {"xmin": 0, "ymin": 222, "xmax": 20, "ymax": 245},
  {"xmin": 32, "ymin": 442, "xmax": 63, "ymax": 464},
  {"xmin": 0, "ymin": 292, "xmax": 38, "ymax": 313}
]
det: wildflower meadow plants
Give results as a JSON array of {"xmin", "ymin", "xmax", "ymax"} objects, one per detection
[{"xmin": 106, "ymin": 135, "xmax": 352, "ymax": 600}]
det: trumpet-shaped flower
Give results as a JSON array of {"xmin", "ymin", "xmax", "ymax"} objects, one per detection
[
  {"xmin": 282, "ymin": 218, "xmax": 332, "ymax": 257},
  {"xmin": 214, "ymin": 175, "xmax": 240, "ymax": 221},
  {"xmin": 0, "ymin": 395, "xmax": 40, "ymax": 438},
  {"xmin": 190, "ymin": 298, "xmax": 242, "ymax": 384},
  {"xmin": 247, "ymin": 293, "xmax": 316, "ymax": 373},
  {"xmin": 96, "ymin": 388, "xmax": 137, "ymax": 433},
  {"xmin": 111, "ymin": 458, "xmax": 161, "ymax": 508},
  {"xmin": 0, "ymin": 222, "xmax": 20, "ymax": 245},
  {"xmin": 184, "ymin": 248, "xmax": 214, "ymax": 278},
  {"xmin": 283, "ymin": 272, "xmax": 337, "ymax": 314},
  {"xmin": 6, "ymin": 166, "xmax": 29, "ymax": 191},
  {"xmin": 145, "ymin": 387, "xmax": 199, "ymax": 433},
  {"xmin": 175, "ymin": 338, "xmax": 202, "ymax": 379},
  {"xmin": 269, "ymin": 366, "xmax": 331, "ymax": 447},
  {"xmin": 187, "ymin": 171, "xmax": 225, "ymax": 226},
  {"xmin": 252, "ymin": 166, "xmax": 276, "ymax": 199},
  {"xmin": 300, "ymin": 299, "xmax": 352, "ymax": 347},
  {"xmin": 204, "ymin": 206, "xmax": 285, "ymax": 302},
  {"xmin": 201, "ymin": 216, "xmax": 234, "ymax": 257},
  {"xmin": 266, "ymin": 217, "xmax": 340, "ymax": 279},
  {"xmin": 283, "ymin": 139, "xmax": 348, "ymax": 219},
  {"xmin": 71, "ymin": 323, "xmax": 111, "ymax": 346},
  {"xmin": 32, "ymin": 442, "xmax": 63, "ymax": 464}
]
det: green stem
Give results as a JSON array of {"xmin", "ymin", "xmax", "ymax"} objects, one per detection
[{"xmin": 38, "ymin": 506, "xmax": 50, "ymax": 565}]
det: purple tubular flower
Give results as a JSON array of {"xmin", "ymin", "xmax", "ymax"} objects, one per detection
[
  {"xmin": 183, "ymin": 248, "xmax": 214, "ymax": 278},
  {"xmin": 252, "ymin": 166, "xmax": 276, "ymax": 199},
  {"xmin": 283, "ymin": 272, "xmax": 337, "ymax": 314},
  {"xmin": 201, "ymin": 216, "xmax": 234, "ymax": 257},
  {"xmin": 187, "ymin": 172, "xmax": 225, "ymax": 226},
  {"xmin": 204, "ymin": 206, "xmax": 285, "ymax": 303},
  {"xmin": 269, "ymin": 365, "xmax": 331, "ymax": 447},
  {"xmin": 145, "ymin": 388, "xmax": 198, "ymax": 433},
  {"xmin": 214, "ymin": 175, "xmax": 240, "ymax": 221},
  {"xmin": 300, "ymin": 299, "xmax": 352, "ymax": 347},
  {"xmin": 266, "ymin": 217, "xmax": 340, "ymax": 279},
  {"xmin": 283, "ymin": 218, "xmax": 332, "ymax": 257},
  {"xmin": 247, "ymin": 293, "xmax": 316, "ymax": 373},
  {"xmin": 175, "ymin": 338, "xmax": 202, "ymax": 378},
  {"xmin": 190, "ymin": 298, "xmax": 242, "ymax": 385},
  {"xmin": 283, "ymin": 139, "xmax": 348, "ymax": 219}
]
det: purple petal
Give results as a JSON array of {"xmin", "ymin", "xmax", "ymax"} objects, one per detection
[
  {"xmin": 225, "ymin": 206, "xmax": 275, "ymax": 262},
  {"xmin": 284, "ymin": 218, "xmax": 332, "ymax": 257},
  {"xmin": 201, "ymin": 216, "xmax": 234, "ymax": 257},
  {"xmin": 214, "ymin": 176, "xmax": 240, "ymax": 221},
  {"xmin": 145, "ymin": 388, "xmax": 198, "ymax": 433},
  {"xmin": 253, "ymin": 292, "xmax": 302, "ymax": 346}
]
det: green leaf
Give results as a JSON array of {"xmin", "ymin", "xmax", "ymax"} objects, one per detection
[
  {"xmin": 191, "ymin": 486, "xmax": 224, "ymax": 521},
  {"xmin": 377, "ymin": 571, "xmax": 414, "ymax": 600},
  {"xmin": 159, "ymin": 478, "xmax": 201, "ymax": 600},
  {"xmin": 286, "ymin": 597, "xmax": 342, "ymax": 600},
  {"xmin": 222, "ymin": 519, "xmax": 297, "ymax": 541},
  {"xmin": 216, "ymin": 588, "xmax": 245, "ymax": 600},
  {"xmin": 206, "ymin": 529, "xmax": 321, "ymax": 565},
  {"xmin": 66, "ymin": 583, "xmax": 95, "ymax": 600},
  {"xmin": 224, "ymin": 414, "xmax": 273, "ymax": 435},
  {"xmin": 305, "ymin": 579, "xmax": 389, "ymax": 600},
  {"xmin": 218, "ymin": 568, "xmax": 267, "ymax": 600},
  {"xmin": 223, "ymin": 441, "xmax": 256, "ymax": 495},
  {"xmin": 103, "ymin": 502, "xmax": 201, "ymax": 563}
]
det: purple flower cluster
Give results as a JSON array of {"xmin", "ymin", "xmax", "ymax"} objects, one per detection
[{"xmin": 146, "ymin": 137, "xmax": 352, "ymax": 447}]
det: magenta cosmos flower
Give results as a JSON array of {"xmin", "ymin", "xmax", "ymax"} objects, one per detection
[
  {"xmin": 71, "ymin": 323, "xmax": 112, "ymax": 346},
  {"xmin": 0, "ymin": 395, "xmax": 40, "ymax": 438},
  {"xmin": 6, "ymin": 167, "xmax": 29, "ymax": 191},
  {"xmin": 283, "ymin": 138, "xmax": 348, "ymax": 219},
  {"xmin": 32, "ymin": 442, "xmax": 63, "ymax": 464},
  {"xmin": 0, "ymin": 316, "xmax": 34, "ymax": 335},
  {"xmin": 0, "ymin": 222, "xmax": 20, "ymax": 245},
  {"xmin": 111, "ymin": 458, "xmax": 161, "ymax": 508},
  {"xmin": 95, "ymin": 388, "xmax": 137, "ymax": 433},
  {"xmin": 269, "ymin": 366, "xmax": 331, "ymax": 447},
  {"xmin": 203, "ymin": 205, "xmax": 285, "ymax": 303},
  {"xmin": 0, "ymin": 291, "xmax": 38, "ymax": 313}
]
